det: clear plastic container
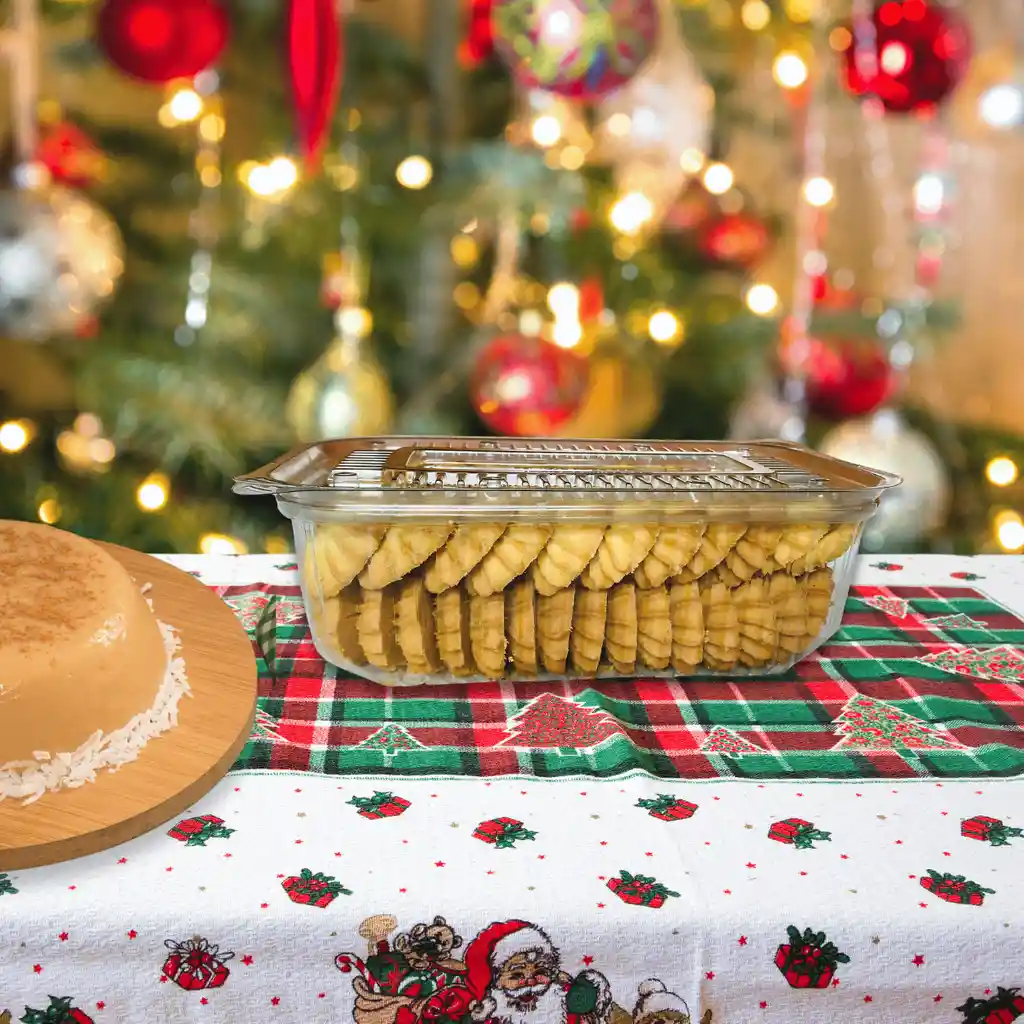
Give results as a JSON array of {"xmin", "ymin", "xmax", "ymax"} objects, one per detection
[{"xmin": 234, "ymin": 437, "xmax": 900, "ymax": 686}]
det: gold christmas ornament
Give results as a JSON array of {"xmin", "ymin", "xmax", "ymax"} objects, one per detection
[{"xmin": 286, "ymin": 337, "xmax": 394, "ymax": 441}]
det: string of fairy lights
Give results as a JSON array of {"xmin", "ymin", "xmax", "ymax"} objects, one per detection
[{"xmin": 2, "ymin": 0, "xmax": 1023, "ymax": 552}]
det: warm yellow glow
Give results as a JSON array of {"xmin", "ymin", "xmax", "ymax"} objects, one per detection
[
  {"xmin": 37, "ymin": 498, "xmax": 61, "ymax": 525},
  {"xmin": 746, "ymin": 283, "xmax": 780, "ymax": 316},
  {"xmin": 531, "ymin": 114, "xmax": 562, "ymax": 148},
  {"xmin": 453, "ymin": 282, "xmax": 481, "ymax": 309},
  {"xmin": 168, "ymin": 88, "xmax": 203, "ymax": 123},
  {"xmin": 784, "ymin": 0, "xmax": 819, "ymax": 22},
  {"xmin": 607, "ymin": 113, "xmax": 632, "ymax": 137},
  {"xmin": 803, "ymin": 176, "xmax": 835, "ymax": 208},
  {"xmin": 338, "ymin": 307, "xmax": 373, "ymax": 338},
  {"xmin": 987, "ymin": 456, "xmax": 1019, "ymax": 488},
  {"xmin": 519, "ymin": 309, "xmax": 544, "ymax": 337},
  {"xmin": 199, "ymin": 165, "xmax": 222, "ymax": 188},
  {"xmin": 530, "ymin": 212, "xmax": 551, "ymax": 235},
  {"xmin": 136, "ymin": 473, "xmax": 170, "ymax": 512},
  {"xmin": 609, "ymin": 192, "xmax": 654, "ymax": 235},
  {"xmin": 200, "ymin": 533, "xmax": 249, "ymax": 556},
  {"xmin": 680, "ymin": 148, "xmax": 705, "ymax": 174},
  {"xmin": 74, "ymin": 413, "xmax": 102, "ymax": 437},
  {"xmin": 702, "ymin": 162, "xmax": 734, "ymax": 195},
  {"xmin": 830, "ymin": 26, "xmax": 853, "ymax": 51},
  {"xmin": 547, "ymin": 282, "xmax": 580, "ymax": 319},
  {"xmin": 559, "ymin": 145, "xmax": 585, "ymax": 171},
  {"xmin": 265, "ymin": 535, "xmax": 291, "ymax": 555},
  {"xmin": 648, "ymin": 310, "xmax": 682, "ymax": 345},
  {"xmin": 773, "ymin": 51, "xmax": 809, "ymax": 89},
  {"xmin": 396, "ymin": 155, "xmax": 433, "ymax": 189},
  {"xmin": 997, "ymin": 516, "xmax": 1024, "ymax": 552},
  {"xmin": 199, "ymin": 113, "xmax": 226, "ymax": 143},
  {"xmin": 267, "ymin": 156, "xmax": 298, "ymax": 190},
  {"xmin": 450, "ymin": 234, "xmax": 480, "ymax": 268},
  {"xmin": 0, "ymin": 420, "xmax": 29, "ymax": 453},
  {"xmin": 551, "ymin": 320, "xmax": 583, "ymax": 349},
  {"xmin": 156, "ymin": 104, "xmax": 177, "ymax": 129},
  {"xmin": 246, "ymin": 156, "xmax": 298, "ymax": 198},
  {"xmin": 740, "ymin": 0, "xmax": 771, "ymax": 30},
  {"xmin": 90, "ymin": 438, "xmax": 116, "ymax": 464}
]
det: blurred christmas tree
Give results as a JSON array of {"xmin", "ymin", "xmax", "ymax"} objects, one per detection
[{"xmin": 0, "ymin": 0, "xmax": 1021, "ymax": 555}]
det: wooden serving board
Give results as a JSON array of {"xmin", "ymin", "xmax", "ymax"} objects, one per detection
[{"xmin": 0, "ymin": 544, "xmax": 256, "ymax": 870}]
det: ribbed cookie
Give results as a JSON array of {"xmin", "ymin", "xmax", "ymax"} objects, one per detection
[
  {"xmin": 673, "ymin": 523, "xmax": 746, "ymax": 583},
  {"xmin": 774, "ymin": 524, "xmax": 829, "ymax": 569},
  {"xmin": 735, "ymin": 577, "xmax": 777, "ymax": 668},
  {"xmin": 669, "ymin": 581, "xmax": 703, "ymax": 673},
  {"xmin": 723, "ymin": 525, "xmax": 785, "ymax": 582},
  {"xmin": 466, "ymin": 524, "xmax": 552, "ymax": 597},
  {"xmin": 395, "ymin": 576, "xmax": 442, "ymax": 674},
  {"xmin": 319, "ymin": 585, "xmax": 365, "ymax": 665},
  {"xmin": 580, "ymin": 525, "xmax": 658, "ymax": 590},
  {"xmin": 358, "ymin": 587, "xmax": 404, "ymax": 670},
  {"xmin": 434, "ymin": 588, "xmax": 476, "ymax": 677},
  {"xmin": 570, "ymin": 588, "xmax": 607, "ymax": 675},
  {"xmin": 359, "ymin": 525, "xmax": 453, "ymax": 590},
  {"xmin": 789, "ymin": 523, "xmax": 859, "ymax": 575},
  {"xmin": 304, "ymin": 524, "xmax": 387, "ymax": 598},
  {"xmin": 424, "ymin": 523, "xmax": 507, "ymax": 594},
  {"xmin": 537, "ymin": 586, "xmax": 575, "ymax": 674},
  {"xmin": 506, "ymin": 579, "xmax": 539, "ymax": 676},
  {"xmin": 700, "ymin": 580, "xmax": 741, "ymax": 671},
  {"xmin": 634, "ymin": 524, "xmax": 706, "ymax": 588},
  {"xmin": 533, "ymin": 525, "xmax": 605, "ymax": 596},
  {"xmin": 637, "ymin": 585, "xmax": 672, "ymax": 670},
  {"xmin": 470, "ymin": 592, "xmax": 507, "ymax": 679},
  {"xmin": 605, "ymin": 581, "xmax": 638, "ymax": 675}
]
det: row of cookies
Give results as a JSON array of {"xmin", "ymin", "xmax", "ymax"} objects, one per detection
[
  {"xmin": 303, "ymin": 519, "xmax": 859, "ymax": 601},
  {"xmin": 313, "ymin": 566, "xmax": 835, "ymax": 681}
]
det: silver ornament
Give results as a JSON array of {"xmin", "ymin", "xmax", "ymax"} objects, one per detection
[
  {"xmin": 819, "ymin": 411, "xmax": 949, "ymax": 550},
  {"xmin": 0, "ymin": 186, "xmax": 124, "ymax": 341},
  {"xmin": 729, "ymin": 382, "xmax": 806, "ymax": 442}
]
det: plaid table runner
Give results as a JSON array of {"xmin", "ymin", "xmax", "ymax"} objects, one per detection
[{"xmin": 219, "ymin": 575, "xmax": 1024, "ymax": 782}]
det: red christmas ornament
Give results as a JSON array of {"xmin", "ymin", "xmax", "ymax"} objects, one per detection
[
  {"xmin": 840, "ymin": 1, "xmax": 971, "ymax": 114},
  {"xmin": 460, "ymin": 0, "xmax": 495, "ymax": 68},
  {"xmin": 37, "ymin": 122, "xmax": 104, "ymax": 188},
  {"xmin": 661, "ymin": 182, "xmax": 718, "ymax": 239},
  {"xmin": 698, "ymin": 212, "xmax": 771, "ymax": 270},
  {"xmin": 96, "ymin": 0, "xmax": 229, "ymax": 84},
  {"xmin": 578, "ymin": 276, "xmax": 604, "ymax": 323},
  {"xmin": 805, "ymin": 339, "xmax": 898, "ymax": 420},
  {"xmin": 471, "ymin": 334, "xmax": 588, "ymax": 436},
  {"xmin": 287, "ymin": 0, "xmax": 343, "ymax": 169}
]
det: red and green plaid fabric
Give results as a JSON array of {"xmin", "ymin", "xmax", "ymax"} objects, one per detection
[{"xmin": 220, "ymin": 583, "xmax": 1024, "ymax": 782}]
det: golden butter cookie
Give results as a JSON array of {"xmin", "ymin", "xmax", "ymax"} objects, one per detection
[
  {"xmin": 580, "ymin": 525, "xmax": 658, "ymax": 590},
  {"xmin": 466, "ymin": 524, "xmax": 552, "ymax": 597},
  {"xmin": 359, "ymin": 525, "xmax": 454, "ymax": 590},
  {"xmin": 605, "ymin": 581, "xmax": 638, "ymax": 675},
  {"xmin": 700, "ymin": 580, "xmax": 741, "ymax": 671},
  {"xmin": 358, "ymin": 587, "xmax": 404, "ymax": 670},
  {"xmin": 434, "ymin": 587, "xmax": 476, "ymax": 677},
  {"xmin": 637, "ymin": 585, "xmax": 672, "ymax": 671},
  {"xmin": 789, "ymin": 523, "xmax": 859, "ymax": 575},
  {"xmin": 319, "ymin": 585, "xmax": 365, "ymax": 665},
  {"xmin": 394, "ymin": 576, "xmax": 442, "ymax": 675},
  {"xmin": 774, "ymin": 524, "xmax": 829, "ymax": 569},
  {"xmin": 506, "ymin": 579, "xmax": 539, "ymax": 676},
  {"xmin": 735, "ymin": 577, "xmax": 777, "ymax": 668},
  {"xmin": 533, "ymin": 524, "xmax": 605, "ymax": 596},
  {"xmin": 669, "ymin": 581, "xmax": 703, "ymax": 673},
  {"xmin": 537, "ymin": 586, "xmax": 575, "ymax": 674},
  {"xmin": 634, "ymin": 524, "xmax": 706, "ymax": 589},
  {"xmin": 725, "ymin": 525, "xmax": 785, "ymax": 582},
  {"xmin": 570, "ymin": 588, "xmax": 607, "ymax": 675},
  {"xmin": 673, "ymin": 523, "xmax": 746, "ymax": 583},
  {"xmin": 424, "ymin": 523, "xmax": 507, "ymax": 594},
  {"xmin": 303, "ymin": 524, "xmax": 386, "ymax": 598},
  {"xmin": 470, "ymin": 592, "xmax": 507, "ymax": 679}
]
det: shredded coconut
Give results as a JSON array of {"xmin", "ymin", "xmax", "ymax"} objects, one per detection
[
  {"xmin": 91, "ymin": 614, "xmax": 126, "ymax": 646},
  {"xmin": 0, "ymin": 613, "xmax": 191, "ymax": 806}
]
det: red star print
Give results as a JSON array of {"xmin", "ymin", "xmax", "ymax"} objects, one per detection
[
  {"xmin": 759, "ymin": 1002, "xmax": 767, "ymax": 1009},
  {"xmin": 271, "ymin": 997, "xmax": 280, "ymax": 1006},
  {"xmin": 224, "ymin": 853, "xmax": 232, "ymax": 858},
  {"xmin": 59, "ymin": 932, "xmax": 68, "ymax": 942},
  {"xmin": 705, "ymin": 841, "xmax": 711, "ymax": 846},
  {"xmin": 919, "ymin": 902, "xmax": 928, "ymax": 908},
  {"xmin": 520, "ymin": 791, "xmax": 527, "ymax": 795},
  {"xmin": 165, "ymin": 867, "xmax": 173, "ymax": 872},
  {"xmin": 294, "ymin": 840, "xmax": 303, "ymax": 845},
  {"xmin": 738, "ymin": 936, "xmax": 748, "ymax": 945},
  {"xmin": 943, "ymin": 851, "xmax": 951, "ymax": 857},
  {"xmin": 200, "ymin": 998, "xmax": 208, "ymax": 1006},
  {"xmin": 912, "ymin": 955, "xmax": 925, "ymax": 967},
  {"xmin": 294, "ymin": 788, "xmax": 302, "ymax": 793},
  {"xmin": 864, "ymin": 995, "xmax": 873, "ymax": 1003},
  {"xmin": 242, "ymin": 955, "xmax": 254, "ymax": 966},
  {"xmin": 537, "ymin": 855, "xmax": 545, "ymax": 860},
  {"xmin": 908, "ymin": 874, "xmax": 917, "ymax": 879},
  {"xmin": 840, "ymin": 854, "xmax": 849, "ymax": 860},
  {"xmin": 934, "ymin": 995, "xmax": 943, "ymax": 1002},
  {"xmin": 705, "ymin": 972, "xmax": 714, "ymax": 980},
  {"xmin": 159, "ymin": 976, "xmax": 168, "ymax": 984},
  {"xmin": 723, "ymin": 889, "xmax": 732, "ymax": 895},
  {"xmin": 597, "ymin": 903, "xmax": 606, "ymax": 909},
  {"xmin": 434, "ymin": 861, "xmax": 445, "ymax": 867},
  {"xmin": 599, "ymin": 841, "xmax": 608, "ymax": 846},
  {"xmin": 260, "ymin": 903, "xmax": 269, "ymax": 909},
  {"xmin": 855, "ymin": 793, "xmax": 862, "ymax": 797},
  {"xmin": 941, "ymin": 811, "xmax": 948, "ymax": 816},
  {"xmin": 96, "ymin": 1002, "xmax": 105, "ymax": 1010},
  {"xmin": 68, "ymin": 886, "xmax": 76, "ymax": 890},
  {"xmin": 713, "ymin": 796, "xmax": 720, "ymax": 801},
  {"xmin": 318, "ymin": 993, "xmax": 326, "ymax": 999},
  {"xmin": 894, "ymin": 840, "xmax": 903, "ymax": 845},
  {"xmin": 799, "ymin": 871, "xmax": 808, "ymax": 876},
  {"xmin": 234, "ymin": 787, "xmax": 240, "ymax": 792},
  {"xmin": 645, "ymin": 852, "xmax": 654, "ymax": 857},
  {"xmin": 831, "ymin": 979, "xmax": 840, "ymax": 988},
  {"xmin": 117, "ymin": 858, "xmax": 127, "ymax": 865},
  {"xmin": 334, "ymin": 852, "xmax": 343, "ymax": 857},
  {"xmin": 127, "ymin": 930, "xmax": 137, "ymax": 939},
  {"xmin": 431, "ymin": 794, "xmax": 438, "ymax": 798},
  {"xmin": 746, "ymin": 862, "xmax": 756, "ymax": 868},
  {"xmin": 796, "ymin": 792, "xmax": 803, "ymax": 797},
  {"xmin": 582, "ymin": 956, "xmax": 594, "ymax": 966},
  {"xmin": 33, "ymin": 965, "xmax": 42, "ymax": 974}
]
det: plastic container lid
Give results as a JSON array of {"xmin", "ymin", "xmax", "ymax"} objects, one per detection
[{"xmin": 233, "ymin": 436, "xmax": 901, "ymax": 523}]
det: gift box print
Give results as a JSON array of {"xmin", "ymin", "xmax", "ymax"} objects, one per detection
[
  {"xmin": 920, "ymin": 869, "xmax": 995, "ymax": 905},
  {"xmin": 961, "ymin": 815, "xmax": 1023, "ymax": 847},
  {"xmin": 607, "ymin": 871, "xmax": 679, "ymax": 908},
  {"xmin": 473, "ymin": 817, "xmax": 537, "ymax": 849},
  {"xmin": 348, "ymin": 792, "xmax": 411, "ymax": 820},
  {"xmin": 162, "ymin": 937, "xmax": 234, "ymax": 991},
  {"xmin": 635, "ymin": 794, "xmax": 698, "ymax": 821},
  {"xmin": 167, "ymin": 814, "xmax": 235, "ymax": 846},
  {"xmin": 774, "ymin": 926, "xmax": 850, "ymax": 989},
  {"xmin": 768, "ymin": 818, "xmax": 832, "ymax": 850},
  {"xmin": 283, "ymin": 868, "xmax": 352, "ymax": 907},
  {"xmin": 958, "ymin": 987, "xmax": 1024, "ymax": 1024},
  {"xmin": 17, "ymin": 995, "xmax": 94, "ymax": 1024}
]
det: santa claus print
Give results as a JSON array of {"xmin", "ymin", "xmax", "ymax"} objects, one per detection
[{"xmin": 630, "ymin": 979, "xmax": 712, "ymax": 1024}]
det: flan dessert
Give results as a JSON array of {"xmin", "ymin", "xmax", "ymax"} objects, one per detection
[{"xmin": 0, "ymin": 520, "xmax": 188, "ymax": 803}]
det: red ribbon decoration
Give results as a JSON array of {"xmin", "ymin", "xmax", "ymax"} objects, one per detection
[{"xmin": 287, "ymin": 0, "xmax": 343, "ymax": 169}]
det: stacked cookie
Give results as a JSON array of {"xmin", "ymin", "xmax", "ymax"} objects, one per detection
[{"xmin": 302, "ymin": 520, "xmax": 858, "ymax": 682}]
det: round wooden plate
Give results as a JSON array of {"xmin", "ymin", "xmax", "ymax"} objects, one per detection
[{"xmin": 0, "ymin": 544, "xmax": 257, "ymax": 870}]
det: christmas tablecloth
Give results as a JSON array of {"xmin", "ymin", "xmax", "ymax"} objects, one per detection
[{"xmin": 3, "ymin": 556, "xmax": 1024, "ymax": 1024}]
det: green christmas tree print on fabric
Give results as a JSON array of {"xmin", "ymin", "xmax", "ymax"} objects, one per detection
[
  {"xmin": 700, "ymin": 726, "xmax": 762, "ymax": 756},
  {"xmin": 831, "ymin": 695, "xmax": 966, "ymax": 751},
  {"xmin": 358, "ymin": 724, "xmax": 425, "ymax": 758},
  {"xmin": 499, "ymin": 693, "xmax": 621, "ymax": 755}
]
